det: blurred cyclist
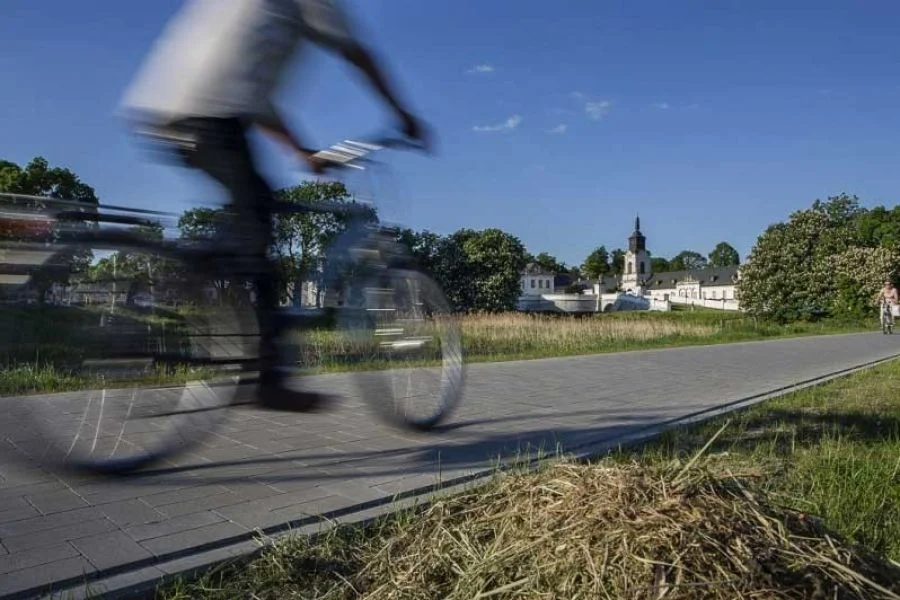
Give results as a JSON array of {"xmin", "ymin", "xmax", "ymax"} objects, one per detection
[{"xmin": 118, "ymin": 0, "xmax": 431, "ymax": 410}]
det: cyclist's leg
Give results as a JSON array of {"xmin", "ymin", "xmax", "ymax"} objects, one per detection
[{"xmin": 168, "ymin": 117, "xmax": 324, "ymax": 408}]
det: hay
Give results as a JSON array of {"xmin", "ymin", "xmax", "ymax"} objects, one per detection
[
  {"xmin": 345, "ymin": 460, "xmax": 900, "ymax": 599},
  {"xmin": 162, "ymin": 457, "xmax": 900, "ymax": 599}
]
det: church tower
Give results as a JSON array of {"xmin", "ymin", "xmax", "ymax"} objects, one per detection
[{"xmin": 622, "ymin": 215, "xmax": 649, "ymax": 292}]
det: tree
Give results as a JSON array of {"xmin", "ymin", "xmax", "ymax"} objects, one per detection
[
  {"xmin": 708, "ymin": 242, "xmax": 740, "ymax": 268},
  {"xmin": 275, "ymin": 182, "xmax": 355, "ymax": 305},
  {"xmin": 272, "ymin": 181, "xmax": 377, "ymax": 307},
  {"xmin": 669, "ymin": 250, "xmax": 707, "ymax": 271},
  {"xmin": 177, "ymin": 207, "xmax": 224, "ymax": 242},
  {"xmin": 650, "ymin": 257, "xmax": 670, "ymax": 273},
  {"xmin": 530, "ymin": 252, "xmax": 565, "ymax": 274},
  {"xmin": 580, "ymin": 246, "xmax": 610, "ymax": 279},
  {"xmin": 89, "ymin": 223, "xmax": 170, "ymax": 304},
  {"xmin": 610, "ymin": 248, "xmax": 626, "ymax": 275},
  {"xmin": 395, "ymin": 228, "xmax": 443, "ymax": 275},
  {"xmin": 738, "ymin": 194, "xmax": 862, "ymax": 322},
  {"xmin": 0, "ymin": 157, "xmax": 99, "ymax": 302},
  {"xmin": 433, "ymin": 228, "xmax": 528, "ymax": 313},
  {"xmin": 854, "ymin": 205, "xmax": 900, "ymax": 249}
]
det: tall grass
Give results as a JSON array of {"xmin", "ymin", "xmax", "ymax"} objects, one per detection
[{"xmin": 0, "ymin": 307, "xmax": 868, "ymax": 396}]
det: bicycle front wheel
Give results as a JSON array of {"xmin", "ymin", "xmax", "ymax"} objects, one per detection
[
  {"xmin": 337, "ymin": 268, "xmax": 465, "ymax": 431},
  {"xmin": 0, "ymin": 240, "xmax": 257, "ymax": 474}
]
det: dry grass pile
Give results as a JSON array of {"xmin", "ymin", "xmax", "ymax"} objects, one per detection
[{"xmin": 161, "ymin": 455, "xmax": 900, "ymax": 599}]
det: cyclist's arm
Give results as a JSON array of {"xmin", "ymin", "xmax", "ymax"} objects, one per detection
[
  {"xmin": 253, "ymin": 102, "xmax": 324, "ymax": 171},
  {"xmin": 298, "ymin": 0, "xmax": 416, "ymax": 124}
]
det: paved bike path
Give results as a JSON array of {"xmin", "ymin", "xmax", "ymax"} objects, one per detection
[{"xmin": 1, "ymin": 332, "xmax": 898, "ymax": 599}]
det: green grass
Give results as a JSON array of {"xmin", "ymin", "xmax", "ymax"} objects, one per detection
[
  {"xmin": 150, "ymin": 358, "xmax": 900, "ymax": 599},
  {"xmin": 619, "ymin": 358, "xmax": 900, "ymax": 561}
]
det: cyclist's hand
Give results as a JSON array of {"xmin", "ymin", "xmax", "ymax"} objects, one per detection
[
  {"xmin": 298, "ymin": 149, "xmax": 327, "ymax": 174},
  {"xmin": 399, "ymin": 111, "xmax": 433, "ymax": 153}
]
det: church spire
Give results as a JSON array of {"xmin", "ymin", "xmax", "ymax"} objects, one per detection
[{"xmin": 635, "ymin": 214, "xmax": 641, "ymax": 233}]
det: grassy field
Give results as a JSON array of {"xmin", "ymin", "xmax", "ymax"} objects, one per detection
[
  {"xmin": 154, "ymin": 358, "xmax": 900, "ymax": 599},
  {"xmin": 1, "ymin": 304, "xmax": 872, "ymax": 397}
]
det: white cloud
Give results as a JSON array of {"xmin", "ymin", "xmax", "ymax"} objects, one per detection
[
  {"xmin": 570, "ymin": 91, "xmax": 586, "ymax": 100},
  {"xmin": 547, "ymin": 124, "xmax": 567, "ymax": 134},
  {"xmin": 467, "ymin": 64, "xmax": 495, "ymax": 74},
  {"xmin": 473, "ymin": 114, "xmax": 522, "ymax": 133},
  {"xmin": 584, "ymin": 100, "xmax": 612, "ymax": 120},
  {"xmin": 653, "ymin": 102, "xmax": 671, "ymax": 110}
]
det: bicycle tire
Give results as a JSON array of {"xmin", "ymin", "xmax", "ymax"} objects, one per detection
[
  {"xmin": 0, "ymin": 238, "xmax": 256, "ymax": 474},
  {"xmin": 336, "ymin": 267, "xmax": 465, "ymax": 431}
]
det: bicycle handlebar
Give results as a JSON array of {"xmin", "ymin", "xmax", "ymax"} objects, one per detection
[{"xmin": 308, "ymin": 131, "xmax": 425, "ymax": 173}]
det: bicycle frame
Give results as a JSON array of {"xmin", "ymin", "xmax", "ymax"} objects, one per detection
[{"xmin": 0, "ymin": 132, "xmax": 423, "ymax": 341}]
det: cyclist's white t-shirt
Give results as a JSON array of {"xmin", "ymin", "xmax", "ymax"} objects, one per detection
[{"xmin": 119, "ymin": 0, "xmax": 356, "ymax": 127}]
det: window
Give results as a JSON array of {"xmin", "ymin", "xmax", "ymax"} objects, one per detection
[
  {"xmin": 530, "ymin": 279, "xmax": 535, "ymax": 288},
  {"xmin": 639, "ymin": 261, "xmax": 645, "ymax": 274},
  {"xmin": 538, "ymin": 280, "xmax": 543, "ymax": 289},
  {"xmin": 627, "ymin": 263, "xmax": 633, "ymax": 274}
]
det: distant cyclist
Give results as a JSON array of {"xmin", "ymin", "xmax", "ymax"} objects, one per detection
[
  {"xmin": 118, "ymin": 0, "xmax": 432, "ymax": 410},
  {"xmin": 878, "ymin": 280, "xmax": 899, "ymax": 323}
]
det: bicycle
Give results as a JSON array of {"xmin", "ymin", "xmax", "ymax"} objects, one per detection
[
  {"xmin": 0, "ymin": 132, "xmax": 465, "ymax": 475},
  {"xmin": 881, "ymin": 299, "xmax": 896, "ymax": 335}
]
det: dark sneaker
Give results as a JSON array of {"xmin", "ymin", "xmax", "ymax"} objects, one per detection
[{"xmin": 257, "ymin": 382, "xmax": 331, "ymax": 412}]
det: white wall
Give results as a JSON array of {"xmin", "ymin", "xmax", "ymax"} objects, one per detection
[{"xmin": 521, "ymin": 274, "xmax": 555, "ymax": 296}]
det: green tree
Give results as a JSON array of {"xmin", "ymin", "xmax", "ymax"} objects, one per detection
[
  {"xmin": 272, "ymin": 181, "xmax": 377, "ymax": 306},
  {"xmin": 395, "ymin": 228, "xmax": 443, "ymax": 275},
  {"xmin": 738, "ymin": 194, "xmax": 862, "ymax": 322},
  {"xmin": 610, "ymin": 248, "xmax": 626, "ymax": 275},
  {"xmin": 669, "ymin": 250, "xmax": 707, "ymax": 271},
  {"xmin": 434, "ymin": 228, "xmax": 528, "ymax": 312},
  {"xmin": 854, "ymin": 205, "xmax": 900, "ymax": 249},
  {"xmin": 581, "ymin": 246, "xmax": 610, "ymax": 279},
  {"xmin": 89, "ymin": 223, "xmax": 170, "ymax": 304},
  {"xmin": 177, "ymin": 207, "xmax": 224, "ymax": 242},
  {"xmin": 0, "ymin": 157, "xmax": 99, "ymax": 302},
  {"xmin": 707, "ymin": 242, "xmax": 740, "ymax": 268},
  {"xmin": 650, "ymin": 257, "xmax": 670, "ymax": 273},
  {"xmin": 530, "ymin": 252, "xmax": 565, "ymax": 274}
]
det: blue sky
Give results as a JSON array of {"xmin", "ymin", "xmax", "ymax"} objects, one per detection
[{"xmin": 2, "ymin": 0, "xmax": 899, "ymax": 268}]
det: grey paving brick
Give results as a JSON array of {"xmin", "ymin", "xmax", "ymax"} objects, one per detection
[
  {"xmin": 0, "ymin": 556, "xmax": 96, "ymax": 598},
  {"xmin": 47, "ymin": 565, "xmax": 167, "ymax": 600},
  {"xmin": 153, "ymin": 539, "xmax": 261, "ymax": 576},
  {"xmin": 124, "ymin": 510, "xmax": 226, "ymax": 542},
  {"xmin": 26, "ymin": 488, "xmax": 90, "ymax": 515},
  {"xmin": 72, "ymin": 531, "xmax": 154, "ymax": 571},
  {"xmin": 141, "ymin": 484, "xmax": 229, "ymax": 508},
  {"xmin": 97, "ymin": 499, "xmax": 165, "ymax": 528},
  {"xmin": 0, "ymin": 480, "xmax": 66, "ymax": 503},
  {"xmin": 0, "ymin": 497, "xmax": 41, "ymax": 524},
  {"xmin": 139, "ymin": 521, "xmax": 249, "ymax": 557},
  {"xmin": 0, "ymin": 506, "xmax": 105, "ymax": 538},
  {"xmin": 2, "ymin": 517, "xmax": 118, "ymax": 553},
  {"xmin": 0, "ymin": 543, "xmax": 79, "ymax": 575}
]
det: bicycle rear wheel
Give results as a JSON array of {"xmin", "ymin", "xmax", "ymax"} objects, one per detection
[
  {"xmin": 0, "ymin": 240, "xmax": 257, "ymax": 474},
  {"xmin": 337, "ymin": 267, "xmax": 464, "ymax": 431}
]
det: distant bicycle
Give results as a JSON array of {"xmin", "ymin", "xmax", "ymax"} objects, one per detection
[
  {"xmin": 0, "ymin": 132, "xmax": 465, "ymax": 474},
  {"xmin": 881, "ymin": 299, "xmax": 896, "ymax": 335}
]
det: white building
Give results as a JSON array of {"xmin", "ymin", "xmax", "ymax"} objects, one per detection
[
  {"xmin": 520, "ymin": 263, "xmax": 556, "ymax": 295},
  {"xmin": 518, "ymin": 216, "xmax": 743, "ymax": 313}
]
